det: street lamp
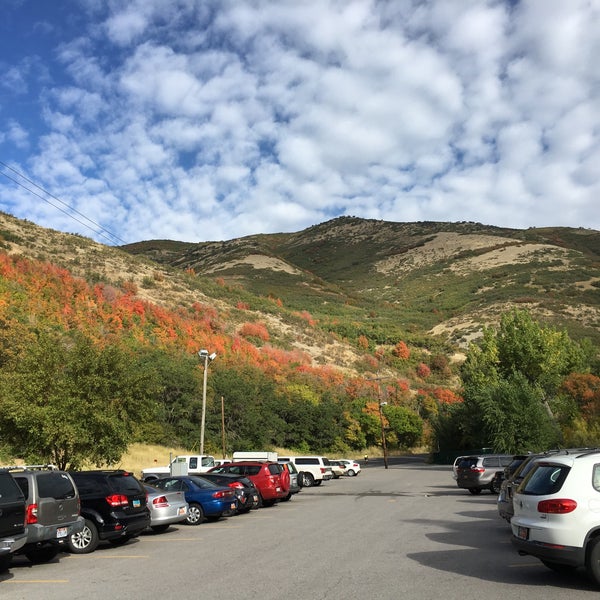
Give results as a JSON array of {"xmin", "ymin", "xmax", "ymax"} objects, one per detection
[
  {"xmin": 379, "ymin": 401, "xmax": 389, "ymax": 469},
  {"xmin": 198, "ymin": 349, "xmax": 217, "ymax": 455}
]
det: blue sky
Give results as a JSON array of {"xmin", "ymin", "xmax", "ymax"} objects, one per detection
[{"xmin": 0, "ymin": 0, "xmax": 598, "ymax": 245}]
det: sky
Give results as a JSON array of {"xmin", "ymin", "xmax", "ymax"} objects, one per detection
[{"xmin": 0, "ymin": 0, "xmax": 598, "ymax": 246}]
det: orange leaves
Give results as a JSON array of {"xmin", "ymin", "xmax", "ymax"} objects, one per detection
[
  {"xmin": 392, "ymin": 341, "xmax": 410, "ymax": 359},
  {"xmin": 239, "ymin": 321, "xmax": 270, "ymax": 342}
]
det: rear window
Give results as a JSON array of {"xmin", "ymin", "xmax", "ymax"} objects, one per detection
[
  {"xmin": 0, "ymin": 473, "xmax": 24, "ymax": 500},
  {"xmin": 37, "ymin": 472, "xmax": 76, "ymax": 499},
  {"xmin": 458, "ymin": 457, "xmax": 478, "ymax": 468},
  {"xmin": 520, "ymin": 463, "xmax": 570, "ymax": 495},
  {"xmin": 108, "ymin": 474, "xmax": 144, "ymax": 495}
]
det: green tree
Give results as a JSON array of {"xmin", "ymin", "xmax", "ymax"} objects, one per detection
[
  {"xmin": 0, "ymin": 330, "xmax": 158, "ymax": 469},
  {"xmin": 456, "ymin": 309, "xmax": 585, "ymax": 453},
  {"xmin": 383, "ymin": 405, "xmax": 423, "ymax": 449}
]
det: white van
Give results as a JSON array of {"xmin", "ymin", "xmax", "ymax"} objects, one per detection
[
  {"xmin": 232, "ymin": 451, "xmax": 278, "ymax": 463},
  {"xmin": 279, "ymin": 456, "xmax": 333, "ymax": 487}
]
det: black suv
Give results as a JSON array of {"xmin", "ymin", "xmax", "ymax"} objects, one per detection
[
  {"xmin": 0, "ymin": 470, "xmax": 27, "ymax": 571},
  {"xmin": 67, "ymin": 470, "xmax": 150, "ymax": 554},
  {"xmin": 9, "ymin": 465, "xmax": 83, "ymax": 564}
]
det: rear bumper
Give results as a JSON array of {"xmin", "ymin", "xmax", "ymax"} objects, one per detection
[
  {"xmin": 97, "ymin": 512, "xmax": 151, "ymax": 541},
  {"xmin": 0, "ymin": 531, "xmax": 28, "ymax": 556},
  {"xmin": 511, "ymin": 535, "xmax": 585, "ymax": 567},
  {"xmin": 23, "ymin": 516, "xmax": 84, "ymax": 546}
]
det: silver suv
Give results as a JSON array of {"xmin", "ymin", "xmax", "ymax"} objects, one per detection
[
  {"xmin": 9, "ymin": 465, "xmax": 83, "ymax": 564},
  {"xmin": 456, "ymin": 455, "xmax": 514, "ymax": 494}
]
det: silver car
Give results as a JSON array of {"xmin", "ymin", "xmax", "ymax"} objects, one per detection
[{"xmin": 143, "ymin": 484, "xmax": 188, "ymax": 533}]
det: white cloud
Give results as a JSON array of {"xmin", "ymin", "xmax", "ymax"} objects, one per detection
[{"xmin": 0, "ymin": 0, "xmax": 598, "ymax": 244}]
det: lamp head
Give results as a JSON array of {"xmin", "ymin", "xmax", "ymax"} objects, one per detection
[
  {"xmin": 208, "ymin": 352, "xmax": 217, "ymax": 361},
  {"xmin": 198, "ymin": 349, "xmax": 208, "ymax": 358}
]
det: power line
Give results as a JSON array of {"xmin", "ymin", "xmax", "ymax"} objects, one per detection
[{"xmin": 0, "ymin": 160, "xmax": 128, "ymax": 246}]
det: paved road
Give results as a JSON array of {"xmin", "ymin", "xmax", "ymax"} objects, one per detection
[{"xmin": 2, "ymin": 459, "xmax": 598, "ymax": 599}]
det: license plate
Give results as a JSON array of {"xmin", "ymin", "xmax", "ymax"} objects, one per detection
[
  {"xmin": 133, "ymin": 499, "xmax": 141, "ymax": 508},
  {"xmin": 253, "ymin": 495, "xmax": 258, "ymax": 502},
  {"xmin": 517, "ymin": 526, "xmax": 529, "ymax": 540},
  {"xmin": 230, "ymin": 502, "xmax": 236, "ymax": 510},
  {"xmin": 178, "ymin": 507, "xmax": 186, "ymax": 515},
  {"xmin": 56, "ymin": 527, "xmax": 68, "ymax": 539}
]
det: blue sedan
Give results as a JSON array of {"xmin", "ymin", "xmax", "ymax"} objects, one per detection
[{"xmin": 152, "ymin": 476, "xmax": 237, "ymax": 525}]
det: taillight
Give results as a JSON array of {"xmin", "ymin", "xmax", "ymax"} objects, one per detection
[
  {"xmin": 152, "ymin": 495, "xmax": 169, "ymax": 508},
  {"xmin": 538, "ymin": 499, "xmax": 577, "ymax": 514},
  {"xmin": 320, "ymin": 467, "xmax": 326, "ymax": 473},
  {"xmin": 471, "ymin": 467, "xmax": 485, "ymax": 473},
  {"xmin": 105, "ymin": 494, "xmax": 129, "ymax": 507},
  {"xmin": 228, "ymin": 481, "xmax": 243, "ymax": 489},
  {"xmin": 213, "ymin": 490, "xmax": 233, "ymax": 499},
  {"xmin": 26, "ymin": 503, "xmax": 38, "ymax": 524}
]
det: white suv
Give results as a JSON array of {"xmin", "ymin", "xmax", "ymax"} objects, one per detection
[
  {"xmin": 511, "ymin": 449, "xmax": 600, "ymax": 584},
  {"xmin": 279, "ymin": 456, "xmax": 333, "ymax": 487}
]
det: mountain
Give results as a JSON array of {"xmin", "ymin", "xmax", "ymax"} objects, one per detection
[
  {"xmin": 1, "ymin": 211, "xmax": 598, "ymax": 374},
  {"xmin": 121, "ymin": 216, "xmax": 600, "ymax": 348}
]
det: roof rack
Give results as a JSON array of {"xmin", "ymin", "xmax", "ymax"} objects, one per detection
[{"xmin": 0, "ymin": 464, "xmax": 59, "ymax": 471}]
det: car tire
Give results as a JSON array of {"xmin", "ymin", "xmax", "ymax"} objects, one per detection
[
  {"xmin": 24, "ymin": 545, "xmax": 59, "ymax": 564},
  {"xmin": 300, "ymin": 472, "xmax": 314, "ymax": 487},
  {"xmin": 109, "ymin": 535, "xmax": 132, "ymax": 547},
  {"xmin": 67, "ymin": 518, "xmax": 99, "ymax": 554},
  {"xmin": 280, "ymin": 492, "xmax": 292, "ymax": 502},
  {"xmin": 314, "ymin": 480, "xmax": 322, "ymax": 486},
  {"xmin": 542, "ymin": 560, "xmax": 577, "ymax": 575},
  {"xmin": 186, "ymin": 503, "xmax": 204, "ymax": 525},
  {"xmin": 586, "ymin": 536, "xmax": 600, "ymax": 585},
  {"xmin": 0, "ymin": 555, "xmax": 11, "ymax": 572},
  {"xmin": 151, "ymin": 524, "xmax": 170, "ymax": 533},
  {"xmin": 468, "ymin": 488, "xmax": 482, "ymax": 495},
  {"xmin": 491, "ymin": 481, "xmax": 502, "ymax": 494},
  {"xmin": 347, "ymin": 469, "xmax": 356, "ymax": 477}
]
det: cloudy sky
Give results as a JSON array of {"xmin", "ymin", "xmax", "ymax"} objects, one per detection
[{"xmin": 0, "ymin": 0, "xmax": 598, "ymax": 245}]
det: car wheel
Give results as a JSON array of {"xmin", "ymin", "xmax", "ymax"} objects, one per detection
[
  {"xmin": 186, "ymin": 502, "xmax": 204, "ymax": 525},
  {"xmin": 151, "ymin": 524, "xmax": 170, "ymax": 533},
  {"xmin": 0, "ymin": 555, "xmax": 11, "ymax": 572},
  {"xmin": 314, "ymin": 480, "xmax": 322, "ymax": 486},
  {"xmin": 468, "ymin": 488, "xmax": 482, "ymax": 495},
  {"xmin": 67, "ymin": 518, "xmax": 99, "ymax": 554},
  {"xmin": 542, "ymin": 560, "xmax": 577, "ymax": 574},
  {"xmin": 24, "ymin": 545, "xmax": 59, "ymax": 564},
  {"xmin": 300, "ymin": 472, "xmax": 314, "ymax": 487},
  {"xmin": 586, "ymin": 536, "xmax": 600, "ymax": 585},
  {"xmin": 491, "ymin": 481, "xmax": 502, "ymax": 494},
  {"xmin": 347, "ymin": 469, "xmax": 356, "ymax": 477},
  {"xmin": 109, "ymin": 535, "xmax": 132, "ymax": 547}
]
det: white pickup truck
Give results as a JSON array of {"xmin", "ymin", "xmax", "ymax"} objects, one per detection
[{"xmin": 141, "ymin": 454, "xmax": 216, "ymax": 482}]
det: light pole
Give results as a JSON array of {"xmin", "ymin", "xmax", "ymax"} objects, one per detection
[
  {"xmin": 198, "ymin": 349, "xmax": 217, "ymax": 456},
  {"xmin": 379, "ymin": 401, "xmax": 389, "ymax": 469}
]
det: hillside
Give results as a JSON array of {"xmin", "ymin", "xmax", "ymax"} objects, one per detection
[{"xmin": 122, "ymin": 216, "xmax": 600, "ymax": 348}]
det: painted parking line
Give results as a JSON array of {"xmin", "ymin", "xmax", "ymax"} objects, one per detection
[{"xmin": 2, "ymin": 579, "xmax": 69, "ymax": 584}]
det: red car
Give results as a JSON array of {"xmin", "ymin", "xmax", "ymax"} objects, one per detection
[{"xmin": 208, "ymin": 461, "xmax": 290, "ymax": 507}]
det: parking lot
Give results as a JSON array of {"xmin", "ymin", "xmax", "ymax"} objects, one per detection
[{"xmin": 2, "ymin": 457, "xmax": 599, "ymax": 599}]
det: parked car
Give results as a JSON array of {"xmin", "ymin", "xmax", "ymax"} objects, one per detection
[
  {"xmin": 279, "ymin": 461, "xmax": 302, "ymax": 501},
  {"xmin": 195, "ymin": 473, "xmax": 259, "ymax": 513},
  {"xmin": 336, "ymin": 459, "xmax": 361, "ymax": 477},
  {"xmin": 511, "ymin": 448, "xmax": 600, "ymax": 585},
  {"xmin": 209, "ymin": 461, "xmax": 290, "ymax": 506},
  {"xmin": 9, "ymin": 465, "xmax": 83, "ymax": 563},
  {"xmin": 143, "ymin": 484, "xmax": 188, "ymax": 533},
  {"xmin": 279, "ymin": 456, "xmax": 333, "ymax": 487},
  {"xmin": 455, "ymin": 455, "xmax": 514, "ymax": 494},
  {"xmin": 489, "ymin": 454, "xmax": 528, "ymax": 495},
  {"xmin": 152, "ymin": 475, "xmax": 237, "ymax": 524},
  {"xmin": 67, "ymin": 470, "xmax": 151, "ymax": 554},
  {"xmin": 451, "ymin": 456, "xmax": 467, "ymax": 480},
  {"xmin": 328, "ymin": 460, "xmax": 345, "ymax": 479},
  {"xmin": 0, "ymin": 469, "xmax": 27, "ymax": 572}
]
